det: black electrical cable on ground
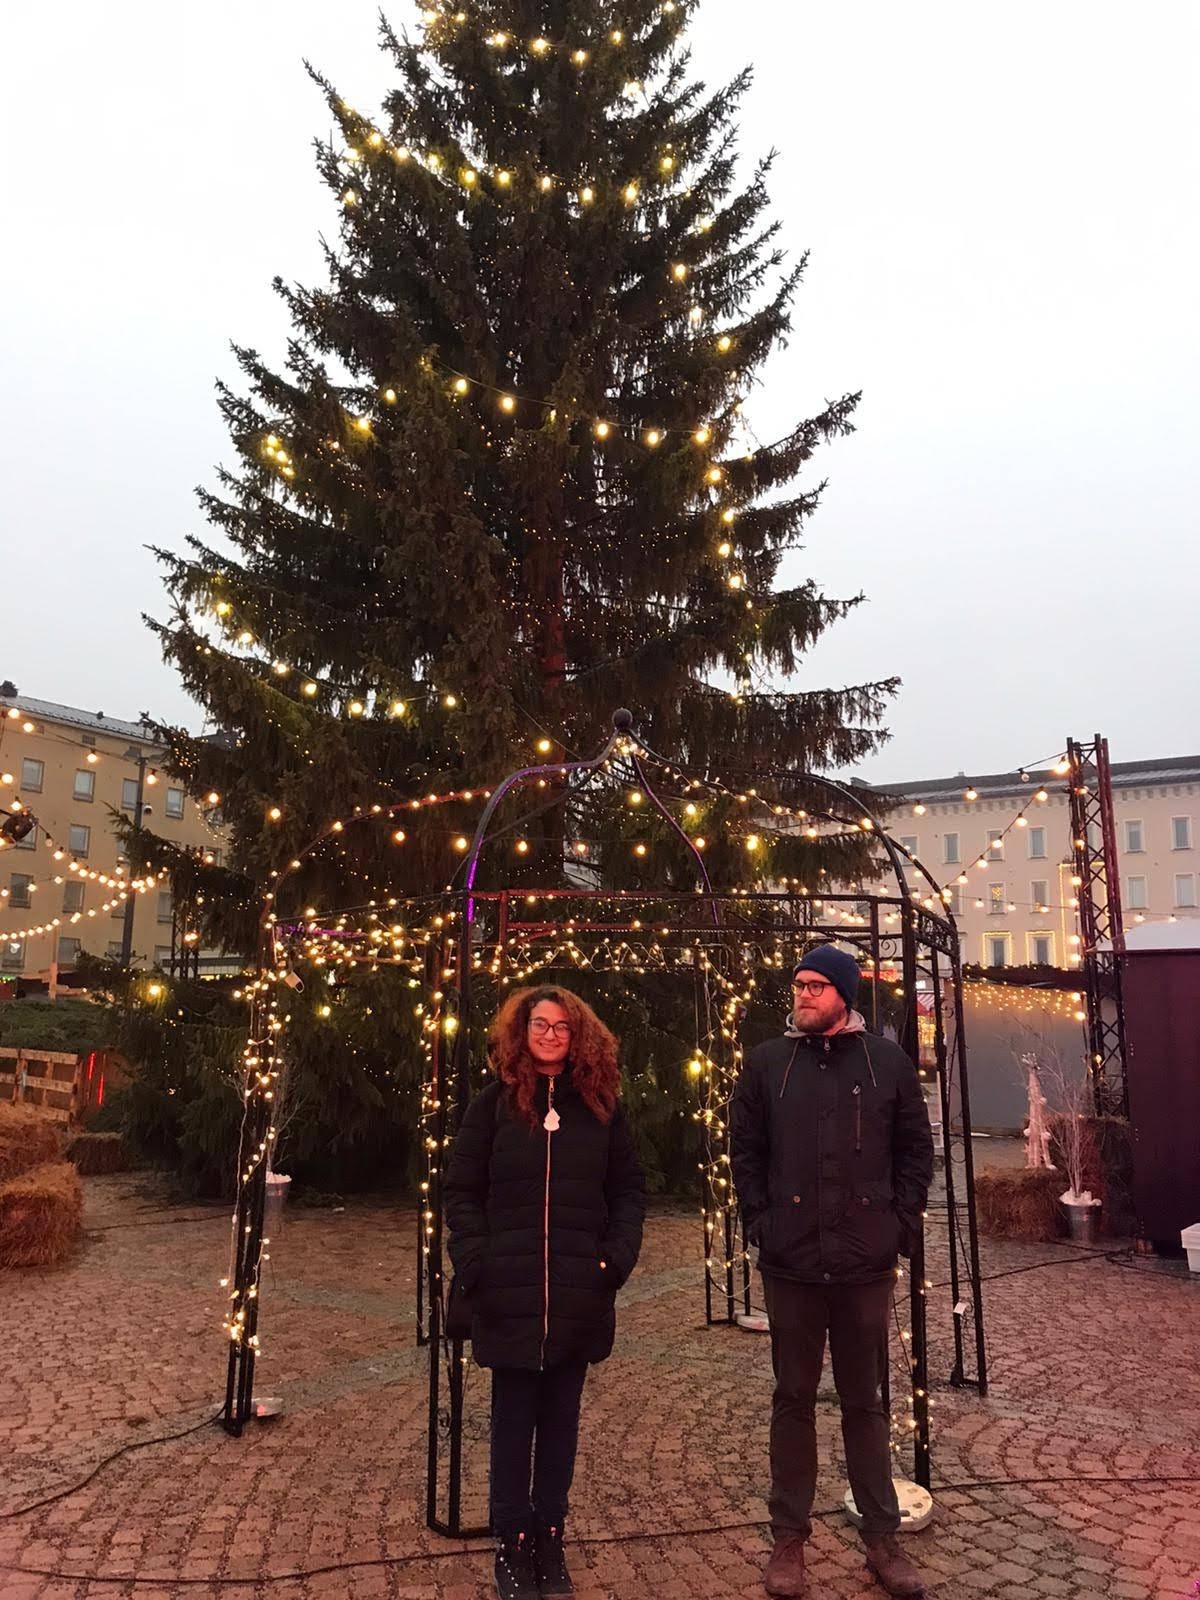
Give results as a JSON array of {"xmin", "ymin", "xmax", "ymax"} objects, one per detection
[{"xmin": 2, "ymin": 1476, "xmax": 1199, "ymax": 1586}]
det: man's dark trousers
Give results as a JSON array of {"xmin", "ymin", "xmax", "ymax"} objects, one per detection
[{"xmin": 762, "ymin": 1274, "xmax": 900, "ymax": 1543}]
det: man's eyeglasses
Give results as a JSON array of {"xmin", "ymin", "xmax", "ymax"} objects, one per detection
[
  {"xmin": 792, "ymin": 979, "xmax": 834, "ymax": 997},
  {"xmin": 530, "ymin": 1019, "xmax": 572, "ymax": 1040}
]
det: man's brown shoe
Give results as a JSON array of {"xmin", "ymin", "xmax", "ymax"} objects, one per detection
[
  {"xmin": 863, "ymin": 1534, "xmax": 925, "ymax": 1597},
  {"xmin": 763, "ymin": 1533, "xmax": 808, "ymax": 1597}
]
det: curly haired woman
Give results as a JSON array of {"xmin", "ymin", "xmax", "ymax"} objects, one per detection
[{"xmin": 445, "ymin": 986, "xmax": 646, "ymax": 1600}]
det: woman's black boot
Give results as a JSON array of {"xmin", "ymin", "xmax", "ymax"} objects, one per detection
[
  {"xmin": 494, "ymin": 1530, "xmax": 538, "ymax": 1600},
  {"xmin": 533, "ymin": 1524, "xmax": 575, "ymax": 1595}
]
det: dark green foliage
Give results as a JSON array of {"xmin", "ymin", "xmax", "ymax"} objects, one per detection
[
  {"xmin": 0, "ymin": 998, "xmax": 115, "ymax": 1055},
  {"xmin": 127, "ymin": 1, "xmax": 898, "ymax": 1195}
]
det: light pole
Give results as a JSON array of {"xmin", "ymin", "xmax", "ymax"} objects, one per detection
[{"xmin": 119, "ymin": 749, "xmax": 149, "ymax": 969}]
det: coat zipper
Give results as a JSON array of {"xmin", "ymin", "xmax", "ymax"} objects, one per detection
[
  {"xmin": 852, "ymin": 1082, "xmax": 862, "ymax": 1154},
  {"xmin": 540, "ymin": 1075, "xmax": 555, "ymax": 1368}
]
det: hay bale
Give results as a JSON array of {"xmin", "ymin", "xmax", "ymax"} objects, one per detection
[
  {"xmin": 65, "ymin": 1130, "xmax": 130, "ymax": 1176},
  {"xmin": 0, "ymin": 1101, "xmax": 63, "ymax": 1183},
  {"xmin": 974, "ymin": 1166, "xmax": 1063, "ymax": 1242},
  {"xmin": 0, "ymin": 1160, "xmax": 83, "ymax": 1268}
]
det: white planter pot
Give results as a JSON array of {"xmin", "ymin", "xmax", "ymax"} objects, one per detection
[{"xmin": 1181, "ymin": 1224, "xmax": 1200, "ymax": 1273}]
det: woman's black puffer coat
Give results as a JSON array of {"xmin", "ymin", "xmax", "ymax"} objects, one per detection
[{"xmin": 444, "ymin": 1067, "xmax": 645, "ymax": 1370}]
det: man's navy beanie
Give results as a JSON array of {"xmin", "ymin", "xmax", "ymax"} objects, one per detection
[{"xmin": 793, "ymin": 945, "xmax": 861, "ymax": 1010}]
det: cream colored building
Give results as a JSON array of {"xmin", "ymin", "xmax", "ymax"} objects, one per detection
[
  {"xmin": 862, "ymin": 754, "xmax": 1200, "ymax": 968},
  {"xmin": 0, "ymin": 692, "xmax": 227, "ymax": 980}
]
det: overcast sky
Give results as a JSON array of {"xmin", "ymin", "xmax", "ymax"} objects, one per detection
[{"xmin": 3, "ymin": 2, "xmax": 1196, "ymax": 783}]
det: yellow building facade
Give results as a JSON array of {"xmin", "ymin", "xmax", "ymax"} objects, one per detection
[{"xmin": 0, "ymin": 692, "xmax": 227, "ymax": 979}]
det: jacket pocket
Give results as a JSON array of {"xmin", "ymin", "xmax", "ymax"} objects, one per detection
[{"xmin": 845, "ymin": 1187, "xmax": 901, "ymax": 1273}]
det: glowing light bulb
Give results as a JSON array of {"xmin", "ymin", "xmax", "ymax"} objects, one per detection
[
  {"xmin": 594, "ymin": 420, "xmax": 611, "ymax": 439},
  {"xmin": 302, "ymin": 681, "xmax": 318, "ymax": 697},
  {"xmin": 573, "ymin": 48, "xmax": 588, "ymax": 65},
  {"xmin": 717, "ymin": 540, "xmax": 732, "ymax": 558},
  {"xmin": 717, "ymin": 335, "xmax": 733, "ymax": 352},
  {"xmin": 462, "ymin": 168, "xmax": 477, "ymax": 187},
  {"xmin": 531, "ymin": 36, "xmax": 550, "ymax": 54},
  {"xmin": 580, "ymin": 185, "xmax": 594, "ymax": 204},
  {"xmin": 623, "ymin": 182, "xmax": 639, "ymax": 204},
  {"xmin": 500, "ymin": 394, "xmax": 516, "ymax": 413},
  {"xmin": 645, "ymin": 428, "xmax": 662, "ymax": 447},
  {"xmin": 539, "ymin": 175, "xmax": 553, "ymax": 191},
  {"xmin": 496, "ymin": 169, "xmax": 511, "ymax": 187}
]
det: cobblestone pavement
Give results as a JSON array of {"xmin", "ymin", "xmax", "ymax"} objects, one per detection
[{"xmin": 0, "ymin": 1170, "xmax": 1197, "ymax": 1600}]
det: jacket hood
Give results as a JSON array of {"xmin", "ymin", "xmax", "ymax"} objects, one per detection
[{"xmin": 784, "ymin": 1008, "xmax": 868, "ymax": 1040}]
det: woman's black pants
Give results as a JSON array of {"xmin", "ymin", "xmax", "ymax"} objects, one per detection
[{"xmin": 490, "ymin": 1360, "xmax": 589, "ymax": 1538}]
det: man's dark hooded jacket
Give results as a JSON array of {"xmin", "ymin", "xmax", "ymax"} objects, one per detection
[{"xmin": 730, "ymin": 1014, "xmax": 934, "ymax": 1285}]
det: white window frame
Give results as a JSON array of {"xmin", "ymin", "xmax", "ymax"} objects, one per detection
[
  {"xmin": 1, "ymin": 938, "xmax": 26, "ymax": 971},
  {"xmin": 14, "ymin": 823, "xmax": 37, "ymax": 851},
  {"xmin": 1174, "ymin": 873, "xmax": 1197, "ymax": 909},
  {"xmin": 943, "ymin": 832, "xmax": 960, "ymax": 864},
  {"xmin": 1027, "ymin": 826, "xmax": 1047, "ymax": 860},
  {"xmin": 987, "ymin": 829, "xmax": 1005, "ymax": 862},
  {"xmin": 945, "ymin": 884, "xmax": 963, "ymax": 916},
  {"xmin": 1030, "ymin": 880, "xmax": 1050, "ymax": 912},
  {"xmin": 1124, "ymin": 819, "xmax": 1145, "ymax": 854},
  {"xmin": 20, "ymin": 757, "xmax": 44, "ymax": 793},
  {"xmin": 165, "ymin": 788, "xmax": 186, "ymax": 821},
  {"xmin": 1029, "ymin": 932, "xmax": 1054, "ymax": 967},
  {"xmin": 157, "ymin": 890, "xmax": 174, "ymax": 924},
  {"xmin": 56, "ymin": 936, "xmax": 81, "ymax": 967},
  {"xmin": 1172, "ymin": 816, "xmax": 1193, "ymax": 851},
  {"xmin": 9, "ymin": 873, "xmax": 33, "ymax": 909},
  {"xmin": 68, "ymin": 824, "xmax": 91, "ymax": 858},
  {"xmin": 73, "ymin": 769, "xmax": 95, "ymax": 803},
  {"xmin": 899, "ymin": 835, "xmax": 919, "ymax": 857},
  {"xmin": 985, "ymin": 933, "xmax": 1011, "ymax": 969},
  {"xmin": 988, "ymin": 882, "xmax": 1005, "ymax": 915},
  {"xmin": 1126, "ymin": 876, "xmax": 1148, "ymax": 910},
  {"xmin": 121, "ymin": 778, "xmax": 139, "ymax": 810},
  {"xmin": 154, "ymin": 945, "xmax": 173, "ymax": 967},
  {"xmin": 63, "ymin": 881, "xmax": 85, "ymax": 914}
]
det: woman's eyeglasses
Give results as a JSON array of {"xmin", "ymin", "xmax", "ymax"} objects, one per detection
[
  {"xmin": 792, "ymin": 979, "xmax": 834, "ymax": 997},
  {"xmin": 530, "ymin": 1019, "xmax": 572, "ymax": 1040}
]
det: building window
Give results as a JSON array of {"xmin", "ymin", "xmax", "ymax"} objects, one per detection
[
  {"xmin": 69, "ymin": 824, "xmax": 91, "ymax": 858},
  {"xmin": 986, "ymin": 829, "xmax": 1005, "ymax": 862},
  {"xmin": 112, "ymin": 899, "xmax": 126, "ymax": 919},
  {"xmin": 943, "ymin": 832, "xmax": 960, "ymax": 865},
  {"xmin": 63, "ymin": 881, "xmax": 85, "ymax": 914},
  {"xmin": 945, "ymin": 884, "xmax": 963, "ymax": 916},
  {"xmin": 57, "ymin": 937, "xmax": 81, "ymax": 967},
  {"xmin": 107, "ymin": 941, "xmax": 124, "ymax": 959},
  {"xmin": 1031, "ymin": 934, "xmax": 1053, "ymax": 966},
  {"xmin": 1127, "ymin": 876, "xmax": 1148, "ymax": 910},
  {"xmin": 73, "ymin": 769, "xmax": 96, "ymax": 803},
  {"xmin": 157, "ymin": 890, "xmax": 173, "ymax": 924},
  {"xmin": 1175, "ymin": 874, "xmax": 1197, "ymax": 909},
  {"xmin": 1124, "ymin": 819, "xmax": 1145, "ymax": 854},
  {"xmin": 899, "ymin": 835, "xmax": 918, "ymax": 857},
  {"xmin": 9, "ymin": 873, "xmax": 33, "ymax": 909},
  {"xmin": 154, "ymin": 945, "xmax": 173, "ymax": 967},
  {"xmin": 1, "ymin": 939, "xmax": 25, "ymax": 971},
  {"xmin": 986, "ymin": 935, "xmax": 1009, "ymax": 969},
  {"xmin": 1030, "ymin": 880, "xmax": 1049, "ymax": 912},
  {"xmin": 121, "ymin": 778, "xmax": 140, "ymax": 810},
  {"xmin": 205, "ymin": 848, "xmax": 223, "ymax": 867},
  {"xmin": 14, "ymin": 823, "xmax": 37, "ymax": 851},
  {"xmin": 1087, "ymin": 822, "xmax": 1102, "ymax": 853},
  {"xmin": 1027, "ymin": 826, "xmax": 1047, "ymax": 860},
  {"xmin": 1172, "ymin": 816, "xmax": 1193, "ymax": 851},
  {"xmin": 165, "ymin": 788, "xmax": 185, "ymax": 820},
  {"xmin": 20, "ymin": 757, "xmax": 44, "ymax": 793}
]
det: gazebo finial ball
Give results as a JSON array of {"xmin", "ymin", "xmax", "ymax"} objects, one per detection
[{"xmin": 613, "ymin": 708, "xmax": 635, "ymax": 732}]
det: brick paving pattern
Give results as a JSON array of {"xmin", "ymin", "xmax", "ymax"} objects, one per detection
[{"xmin": 0, "ymin": 1170, "xmax": 1197, "ymax": 1600}]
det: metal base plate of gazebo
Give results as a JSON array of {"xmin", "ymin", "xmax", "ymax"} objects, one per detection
[{"xmin": 844, "ymin": 1478, "xmax": 935, "ymax": 1532}]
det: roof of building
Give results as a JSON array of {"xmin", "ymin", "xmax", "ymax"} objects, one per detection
[
  {"xmin": 866, "ymin": 754, "xmax": 1200, "ymax": 804},
  {"xmin": 0, "ymin": 694, "xmax": 159, "ymax": 746}
]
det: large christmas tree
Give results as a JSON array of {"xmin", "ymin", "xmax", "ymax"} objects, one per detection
[{"xmin": 132, "ymin": 1, "xmax": 897, "ymax": 1191}]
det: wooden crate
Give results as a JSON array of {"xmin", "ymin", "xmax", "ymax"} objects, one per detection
[{"xmin": 0, "ymin": 1049, "xmax": 117, "ymax": 1125}]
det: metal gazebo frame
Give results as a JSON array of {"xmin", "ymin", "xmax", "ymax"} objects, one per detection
[{"xmin": 219, "ymin": 712, "xmax": 987, "ymax": 1542}]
